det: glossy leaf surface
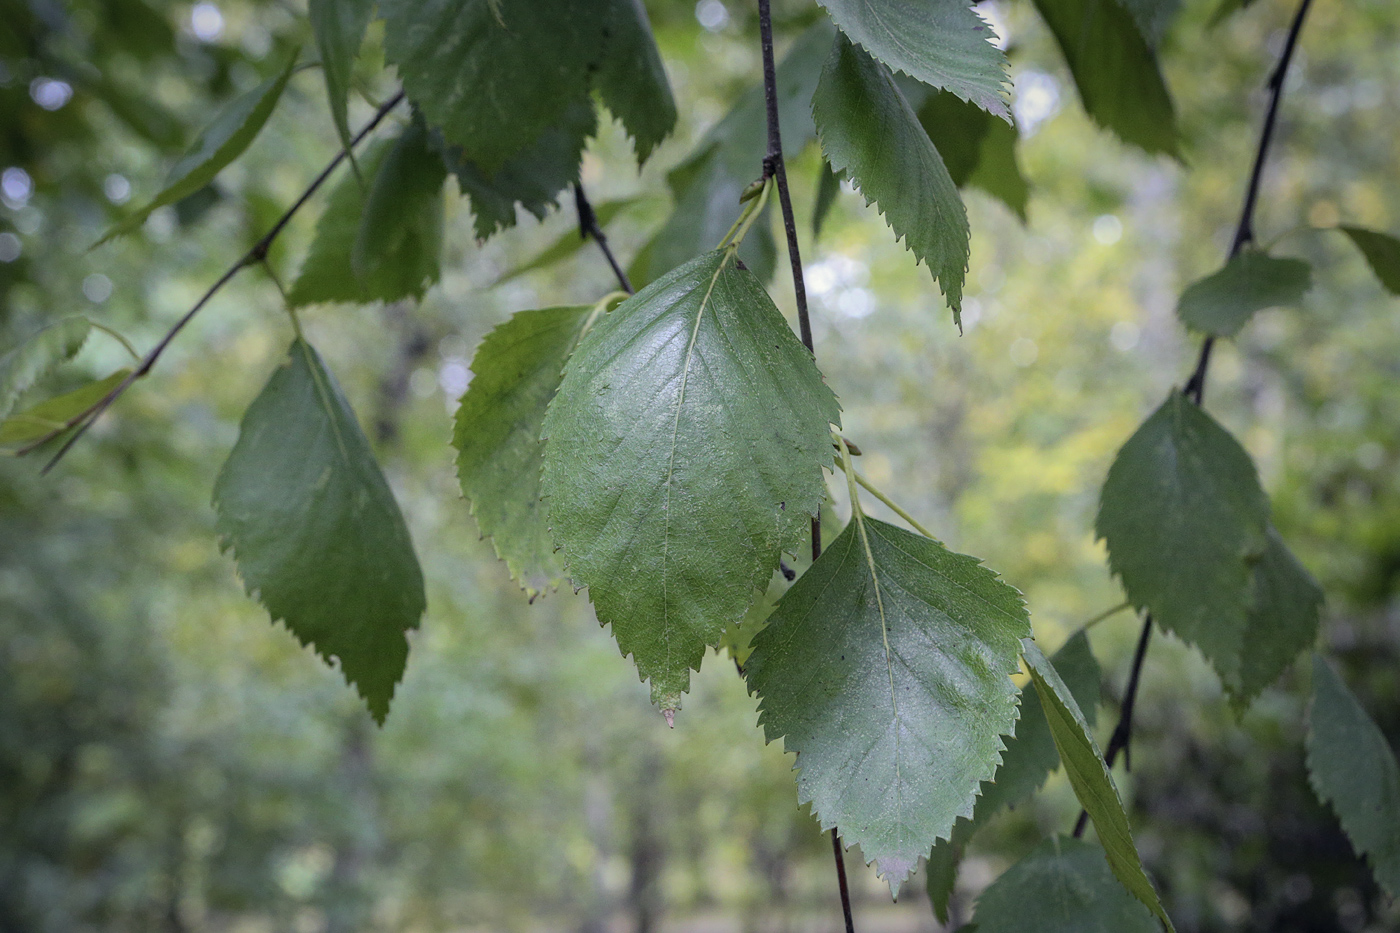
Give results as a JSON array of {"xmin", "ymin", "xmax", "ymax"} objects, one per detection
[{"xmin": 1176, "ymin": 251, "xmax": 1312, "ymax": 338}]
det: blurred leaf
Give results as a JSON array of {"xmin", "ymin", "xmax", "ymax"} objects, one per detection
[
  {"xmin": 1230, "ymin": 526, "xmax": 1322, "ymax": 707},
  {"xmin": 814, "ymin": 0, "xmax": 1010, "ymax": 119},
  {"xmin": 0, "ymin": 369, "xmax": 127, "ymax": 447},
  {"xmin": 971, "ymin": 836, "xmax": 1160, "ymax": 932},
  {"xmin": 351, "ymin": 119, "xmax": 447, "ymax": 286},
  {"xmin": 1114, "ymin": 0, "xmax": 1180, "ymax": 47},
  {"xmin": 965, "ymin": 116, "xmax": 1029, "ymax": 220},
  {"xmin": 86, "ymin": 75, "xmax": 185, "ymax": 150},
  {"xmin": 0, "ymin": 316, "xmax": 90, "ymax": 421},
  {"xmin": 494, "ymin": 199, "xmax": 639, "ymax": 284},
  {"xmin": 98, "ymin": 52, "xmax": 298, "ymax": 244},
  {"xmin": 1024, "ymin": 642, "xmax": 1174, "ymax": 930},
  {"xmin": 453, "ymin": 305, "xmax": 591, "ymax": 597},
  {"xmin": 909, "ymin": 83, "xmax": 1029, "ymax": 221},
  {"xmin": 813, "ymin": 35, "xmax": 969, "ymax": 319},
  {"xmin": 812, "ymin": 161, "xmax": 843, "ymax": 240},
  {"xmin": 1307, "ymin": 656, "xmax": 1400, "ymax": 899},
  {"xmin": 541, "ymin": 250, "xmax": 839, "ymax": 710},
  {"xmin": 309, "ymin": 0, "xmax": 374, "ymax": 158},
  {"xmin": 926, "ymin": 818, "xmax": 974, "ymax": 924},
  {"xmin": 746, "ymin": 517, "xmax": 1029, "ymax": 896},
  {"xmin": 1340, "ymin": 226, "xmax": 1400, "ymax": 295},
  {"xmin": 1207, "ymin": 0, "xmax": 1259, "ymax": 27},
  {"xmin": 213, "ymin": 339, "xmax": 425, "ymax": 724},
  {"xmin": 1096, "ymin": 392, "xmax": 1270, "ymax": 687},
  {"xmin": 1176, "ymin": 251, "xmax": 1312, "ymax": 338},
  {"xmin": 1031, "ymin": 0, "xmax": 1179, "ymax": 156}
]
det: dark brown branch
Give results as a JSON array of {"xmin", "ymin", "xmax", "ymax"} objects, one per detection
[
  {"xmin": 1073, "ymin": 613, "xmax": 1152, "ymax": 838},
  {"xmin": 35, "ymin": 90, "xmax": 407, "ymax": 472},
  {"xmin": 574, "ymin": 183, "xmax": 633, "ymax": 295}
]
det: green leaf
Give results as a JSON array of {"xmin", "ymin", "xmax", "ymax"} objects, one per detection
[
  {"xmin": 971, "ymin": 836, "xmax": 1160, "ymax": 932},
  {"xmin": 1023, "ymin": 642, "xmax": 1174, "ymax": 930},
  {"xmin": 965, "ymin": 113, "xmax": 1029, "ymax": 221},
  {"xmin": 1031, "ymin": 0, "xmax": 1178, "ymax": 156},
  {"xmin": 925, "ymin": 817, "xmax": 973, "ymax": 924},
  {"xmin": 382, "ymin": 0, "xmax": 673, "ymax": 174},
  {"xmin": 812, "ymin": 162, "xmax": 844, "ymax": 241},
  {"xmin": 0, "ymin": 316, "xmax": 90, "ymax": 421},
  {"xmin": 814, "ymin": 0, "xmax": 1010, "ymax": 119},
  {"xmin": 453, "ymin": 306, "xmax": 591, "ymax": 597},
  {"xmin": 98, "ymin": 52, "xmax": 298, "ymax": 243},
  {"xmin": 0, "ymin": 369, "xmax": 128, "ymax": 448},
  {"xmin": 908, "ymin": 83, "xmax": 1029, "ymax": 220},
  {"xmin": 351, "ymin": 119, "xmax": 447, "ymax": 287},
  {"xmin": 1176, "ymin": 251, "xmax": 1312, "ymax": 338},
  {"xmin": 494, "ymin": 199, "xmax": 639, "ymax": 285},
  {"xmin": 1229, "ymin": 525, "xmax": 1322, "ymax": 706},
  {"xmin": 1114, "ymin": 0, "xmax": 1180, "ymax": 47},
  {"xmin": 1307, "ymin": 656, "xmax": 1400, "ymax": 899},
  {"xmin": 288, "ymin": 134, "xmax": 444, "ymax": 307},
  {"xmin": 309, "ymin": 0, "xmax": 374, "ymax": 158},
  {"xmin": 745, "ymin": 517, "xmax": 1030, "ymax": 895},
  {"xmin": 213, "ymin": 339, "xmax": 426, "ymax": 724},
  {"xmin": 541, "ymin": 250, "xmax": 840, "ymax": 710},
  {"xmin": 1096, "ymin": 392, "xmax": 1270, "ymax": 687},
  {"xmin": 1340, "ymin": 226, "xmax": 1400, "ymax": 295},
  {"xmin": 813, "ymin": 35, "xmax": 969, "ymax": 318},
  {"xmin": 436, "ymin": 100, "xmax": 595, "ymax": 240},
  {"xmin": 1207, "ymin": 0, "xmax": 1259, "ymax": 27}
]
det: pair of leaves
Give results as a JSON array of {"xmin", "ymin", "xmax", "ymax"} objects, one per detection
[
  {"xmin": 288, "ymin": 122, "xmax": 446, "ymax": 307},
  {"xmin": 99, "ymin": 52, "xmax": 299, "ymax": 243},
  {"xmin": 745, "ymin": 516, "xmax": 1030, "ymax": 896},
  {"xmin": 1177, "ymin": 250, "xmax": 1312, "ymax": 338},
  {"xmin": 1306, "ymin": 656, "xmax": 1400, "ymax": 899},
  {"xmin": 214, "ymin": 340, "xmax": 425, "ymax": 723},
  {"xmin": 1097, "ymin": 392, "xmax": 1322, "ymax": 706}
]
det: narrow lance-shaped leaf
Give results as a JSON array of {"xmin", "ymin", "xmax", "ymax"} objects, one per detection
[
  {"xmin": 213, "ymin": 340, "xmax": 426, "ymax": 724},
  {"xmin": 1306, "ymin": 655, "xmax": 1400, "ymax": 899},
  {"xmin": 1176, "ymin": 251, "xmax": 1312, "ymax": 338},
  {"xmin": 541, "ymin": 249, "xmax": 840, "ymax": 711},
  {"xmin": 454, "ymin": 305, "xmax": 593, "ymax": 597},
  {"xmin": 0, "ymin": 316, "xmax": 90, "ymax": 421},
  {"xmin": 1340, "ymin": 226, "xmax": 1400, "ymax": 295},
  {"xmin": 1023, "ymin": 642, "xmax": 1175, "ymax": 930},
  {"xmin": 814, "ymin": 0, "xmax": 1011, "ymax": 118},
  {"xmin": 971, "ymin": 836, "xmax": 1160, "ymax": 933},
  {"xmin": 813, "ymin": 35, "xmax": 970, "ymax": 320},
  {"xmin": 745, "ymin": 517, "xmax": 1030, "ymax": 895},
  {"xmin": 98, "ymin": 52, "xmax": 298, "ymax": 243},
  {"xmin": 0, "ymin": 369, "xmax": 129, "ymax": 448},
  {"xmin": 309, "ymin": 0, "xmax": 374, "ymax": 159},
  {"xmin": 1096, "ymin": 392, "xmax": 1270, "ymax": 688}
]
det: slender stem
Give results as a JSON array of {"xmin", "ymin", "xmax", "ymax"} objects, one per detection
[
  {"xmin": 36, "ymin": 91, "xmax": 406, "ymax": 472},
  {"xmin": 830, "ymin": 831, "xmax": 855, "ymax": 933},
  {"xmin": 831, "ymin": 441, "xmax": 936, "ymax": 541},
  {"xmin": 1079, "ymin": 600, "xmax": 1133, "ymax": 633},
  {"xmin": 574, "ymin": 184, "xmax": 634, "ymax": 295},
  {"xmin": 87, "ymin": 321, "xmax": 141, "ymax": 362}
]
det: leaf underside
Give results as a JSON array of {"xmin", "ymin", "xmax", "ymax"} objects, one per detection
[{"xmin": 1176, "ymin": 251, "xmax": 1312, "ymax": 338}]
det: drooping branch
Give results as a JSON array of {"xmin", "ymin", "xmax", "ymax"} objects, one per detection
[
  {"xmin": 36, "ymin": 90, "xmax": 408, "ymax": 472},
  {"xmin": 574, "ymin": 183, "xmax": 634, "ymax": 295}
]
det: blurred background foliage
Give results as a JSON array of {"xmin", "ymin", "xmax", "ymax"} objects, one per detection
[{"xmin": 1, "ymin": 0, "xmax": 1398, "ymax": 930}]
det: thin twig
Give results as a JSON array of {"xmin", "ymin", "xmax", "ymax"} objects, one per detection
[
  {"xmin": 36, "ymin": 90, "xmax": 407, "ymax": 472},
  {"xmin": 1074, "ymin": 613, "xmax": 1152, "ymax": 839},
  {"xmin": 574, "ymin": 183, "xmax": 634, "ymax": 295}
]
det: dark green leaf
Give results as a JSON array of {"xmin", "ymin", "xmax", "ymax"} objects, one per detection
[
  {"xmin": 972, "ymin": 836, "xmax": 1160, "ymax": 933},
  {"xmin": 908, "ymin": 84, "xmax": 1029, "ymax": 221},
  {"xmin": 309, "ymin": 0, "xmax": 373, "ymax": 159},
  {"xmin": 812, "ymin": 162, "xmax": 843, "ymax": 241},
  {"xmin": 541, "ymin": 250, "xmax": 840, "ymax": 710},
  {"xmin": 98, "ymin": 52, "xmax": 298, "ymax": 243},
  {"xmin": 1230, "ymin": 525, "xmax": 1322, "ymax": 707},
  {"xmin": 288, "ymin": 134, "xmax": 444, "ymax": 307},
  {"xmin": 926, "ymin": 817, "xmax": 975, "ymax": 923},
  {"xmin": 1024, "ymin": 642, "xmax": 1174, "ymax": 930},
  {"xmin": 965, "ymin": 114, "xmax": 1029, "ymax": 221},
  {"xmin": 1031, "ymin": 0, "xmax": 1179, "ymax": 156},
  {"xmin": 591, "ymin": 0, "xmax": 678, "ymax": 163},
  {"xmin": 1176, "ymin": 251, "xmax": 1312, "ymax": 338},
  {"xmin": 746, "ymin": 517, "xmax": 1029, "ymax": 894},
  {"xmin": 213, "ymin": 340, "xmax": 426, "ymax": 724},
  {"xmin": 454, "ymin": 305, "xmax": 592, "ymax": 597},
  {"xmin": 1114, "ymin": 0, "xmax": 1180, "ymax": 47},
  {"xmin": 0, "ymin": 316, "xmax": 90, "ymax": 421},
  {"xmin": 813, "ymin": 36, "xmax": 969, "ymax": 319},
  {"xmin": 1340, "ymin": 226, "xmax": 1400, "ymax": 296},
  {"xmin": 352, "ymin": 120, "xmax": 447, "ymax": 287},
  {"xmin": 494, "ymin": 199, "xmax": 639, "ymax": 285},
  {"xmin": 1096, "ymin": 392, "xmax": 1270, "ymax": 687},
  {"xmin": 0, "ymin": 369, "xmax": 128, "ymax": 447},
  {"xmin": 815, "ymin": 0, "xmax": 1010, "ymax": 118},
  {"xmin": 1307, "ymin": 656, "xmax": 1400, "ymax": 899}
]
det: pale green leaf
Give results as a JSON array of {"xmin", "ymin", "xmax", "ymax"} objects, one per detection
[
  {"xmin": 1024, "ymin": 642, "xmax": 1174, "ymax": 930},
  {"xmin": 1229, "ymin": 525, "xmax": 1322, "ymax": 707},
  {"xmin": 351, "ymin": 119, "xmax": 447, "ymax": 287},
  {"xmin": 98, "ymin": 52, "xmax": 298, "ymax": 243},
  {"xmin": 0, "ymin": 369, "xmax": 128, "ymax": 448},
  {"xmin": 814, "ymin": 0, "xmax": 1010, "ymax": 118},
  {"xmin": 1340, "ymin": 226, "xmax": 1400, "ymax": 296},
  {"xmin": 1307, "ymin": 655, "xmax": 1400, "ymax": 899},
  {"xmin": 0, "ymin": 316, "xmax": 90, "ymax": 421},
  {"xmin": 745, "ymin": 517, "xmax": 1030, "ymax": 895},
  {"xmin": 1177, "ymin": 251, "xmax": 1312, "ymax": 338},
  {"xmin": 1096, "ymin": 392, "xmax": 1270, "ymax": 687},
  {"xmin": 541, "ymin": 250, "xmax": 840, "ymax": 710},
  {"xmin": 1031, "ymin": 0, "xmax": 1179, "ymax": 156},
  {"xmin": 494, "ymin": 199, "xmax": 639, "ymax": 285},
  {"xmin": 213, "ymin": 340, "xmax": 426, "ymax": 724},
  {"xmin": 309, "ymin": 0, "xmax": 373, "ymax": 157},
  {"xmin": 453, "ymin": 306, "xmax": 591, "ymax": 597},
  {"xmin": 971, "ymin": 836, "xmax": 1160, "ymax": 933},
  {"xmin": 813, "ymin": 35, "xmax": 969, "ymax": 318}
]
